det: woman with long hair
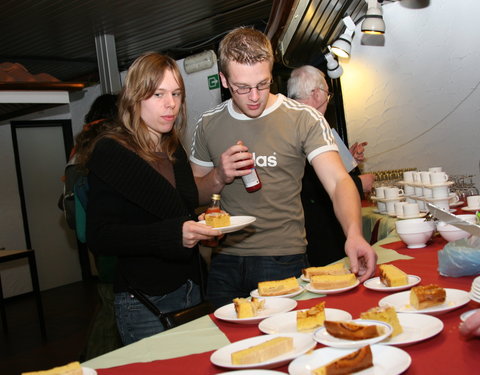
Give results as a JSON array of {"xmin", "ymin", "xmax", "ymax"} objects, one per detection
[{"xmin": 85, "ymin": 52, "xmax": 220, "ymax": 345}]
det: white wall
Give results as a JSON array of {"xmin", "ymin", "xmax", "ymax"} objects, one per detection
[{"xmin": 341, "ymin": 0, "xmax": 480, "ymax": 188}]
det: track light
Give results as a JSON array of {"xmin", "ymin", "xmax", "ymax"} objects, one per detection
[
  {"xmin": 362, "ymin": 0, "xmax": 385, "ymax": 35},
  {"xmin": 331, "ymin": 16, "xmax": 356, "ymax": 59},
  {"xmin": 324, "ymin": 51, "xmax": 343, "ymax": 79}
]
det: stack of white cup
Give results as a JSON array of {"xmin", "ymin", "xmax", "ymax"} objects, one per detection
[
  {"xmin": 373, "ymin": 186, "xmax": 406, "ymax": 216},
  {"xmin": 402, "ymin": 167, "xmax": 457, "ymax": 211}
]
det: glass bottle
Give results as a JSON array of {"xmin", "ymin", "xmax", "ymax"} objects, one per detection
[
  {"xmin": 201, "ymin": 194, "xmax": 222, "ymax": 247},
  {"xmin": 237, "ymin": 140, "xmax": 262, "ymax": 193}
]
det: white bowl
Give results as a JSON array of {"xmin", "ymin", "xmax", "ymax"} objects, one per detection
[
  {"xmin": 437, "ymin": 214, "xmax": 477, "ymax": 242},
  {"xmin": 396, "ymin": 229, "xmax": 435, "ymax": 248},
  {"xmin": 395, "ymin": 218, "xmax": 436, "ymax": 233}
]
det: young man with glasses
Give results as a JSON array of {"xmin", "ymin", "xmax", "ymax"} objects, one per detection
[
  {"xmin": 190, "ymin": 27, "xmax": 376, "ymax": 308},
  {"xmin": 287, "ymin": 65, "xmax": 375, "ymax": 266}
]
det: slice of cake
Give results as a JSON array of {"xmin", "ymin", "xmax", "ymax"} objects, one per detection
[
  {"xmin": 21, "ymin": 362, "xmax": 82, "ymax": 375},
  {"xmin": 312, "ymin": 345, "xmax": 373, "ymax": 375},
  {"xmin": 231, "ymin": 336, "xmax": 294, "ymax": 365},
  {"xmin": 297, "ymin": 302, "xmax": 326, "ymax": 332},
  {"xmin": 324, "ymin": 321, "xmax": 383, "ymax": 340},
  {"xmin": 379, "ymin": 264, "xmax": 408, "ymax": 287},
  {"xmin": 310, "ymin": 273, "xmax": 357, "ymax": 290},
  {"xmin": 410, "ymin": 284, "xmax": 446, "ymax": 310},
  {"xmin": 360, "ymin": 306, "xmax": 403, "ymax": 337},
  {"xmin": 233, "ymin": 297, "xmax": 265, "ymax": 319},
  {"xmin": 302, "ymin": 263, "xmax": 349, "ymax": 279},
  {"xmin": 205, "ymin": 211, "xmax": 231, "ymax": 228},
  {"xmin": 258, "ymin": 276, "xmax": 300, "ymax": 296}
]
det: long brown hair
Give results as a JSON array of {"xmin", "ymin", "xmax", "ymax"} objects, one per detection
[{"xmin": 100, "ymin": 52, "xmax": 187, "ymax": 163}]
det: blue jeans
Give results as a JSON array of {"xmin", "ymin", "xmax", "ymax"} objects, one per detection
[
  {"xmin": 115, "ymin": 280, "xmax": 201, "ymax": 345},
  {"xmin": 206, "ymin": 254, "xmax": 307, "ymax": 308}
]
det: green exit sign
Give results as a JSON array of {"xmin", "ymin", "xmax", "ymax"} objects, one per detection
[{"xmin": 208, "ymin": 74, "xmax": 220, "ymax": 90}]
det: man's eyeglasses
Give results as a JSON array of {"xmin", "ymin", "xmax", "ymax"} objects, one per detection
[
  {"xmin": 318, "ymin": 88, "xmax": 334, "ymax": 103},
  {"xmin": 227, "ymin": 79, "xmax": 273, "ymax": 95}
]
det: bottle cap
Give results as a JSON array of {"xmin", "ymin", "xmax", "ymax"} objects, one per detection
[{"xmin": 212, "ymin": 194, "xmax": 221, "ymax": 200}]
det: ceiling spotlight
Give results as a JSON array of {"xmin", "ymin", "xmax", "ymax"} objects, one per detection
[
  {"xmin": 324, "ymin": 51, "xmax": 343, "ymax": 79},
  {"xmin": 362, "ymin": 0, "xmax": 385, "ymax": 35},
  {"xmin": 331, "ymin": 16, "xmax": 356, "ymax": 59}
]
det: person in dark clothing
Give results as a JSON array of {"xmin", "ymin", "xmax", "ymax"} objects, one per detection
[
  {"xmin": 84, "ymin": 52, "xmax": 220, "ymax": 345},
  {"xmin": 288, "ymin": 65, "xmax": 375, "ymax": 266}
]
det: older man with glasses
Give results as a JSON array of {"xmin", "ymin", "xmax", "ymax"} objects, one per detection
[{"xmin": 287, "ymin": 64, "xmax": 375, "ymax": 266}]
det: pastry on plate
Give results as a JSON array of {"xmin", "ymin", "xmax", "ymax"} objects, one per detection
[
  {"xmin": 360, "ymin": 306, "xmax": 403, "ymax": 337},
  {"xmin": 324, "ymin": 321, "xmax": 384, "ymax": 340},
  {"xmin": 312, "ymin": 345, "xmax": 373, "ymax": 375},
  {"xmin": 379, "ymin": 264, "xmax": 408, "ymax": 287},
  {"xmin": 258, "ymin": 276, "xmax": 300, "ymax": 296},
  {"xmin": 297, "ymin": 302, "xmax": 326, "ymax": 331},
  {"xmin": 302, "ymin": 263, "xmax": 349, "ymax": 279},
  {"xmin": 231, "ymin": 336, "xmax": 294, "ymax": 365},
  {"xmin": 410, "ymin": 284, "xmax": 446, "ymax": 309},
  {"xmin": 310, "ymin": 273, "xmax": 357, "ymax": 290},
  {"xmin": 233, "ymin": 297, "xmax": 265, "ymax": 319}
]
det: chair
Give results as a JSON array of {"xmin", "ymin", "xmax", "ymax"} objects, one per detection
[{"xmin": 0, "ymin": 249, "xmax": 46, "ymax": 338}]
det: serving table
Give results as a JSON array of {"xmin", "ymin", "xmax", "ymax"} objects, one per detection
[{"xmin": 83, "ymin": 234, "xmax": 480, "ymax": 374}]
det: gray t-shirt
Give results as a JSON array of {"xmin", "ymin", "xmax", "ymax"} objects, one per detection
[{"xmin": 190, "ymin": 94, "xmax": 338, "ymax": 256}]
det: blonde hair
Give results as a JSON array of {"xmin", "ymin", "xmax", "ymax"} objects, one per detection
[
  {"xmin": 113, "ymin": 52, "xmax": 187, "ymax": 162},
  {"xmin": 218, "ymin": 27, "xmax": 274, "ymax": 77}
]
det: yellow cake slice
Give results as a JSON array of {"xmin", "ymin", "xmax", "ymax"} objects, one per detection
[
  {"xmin": 22, "ymin": 362, "xmax": 82, "ymax": 375},
  {"xmin": 410, "ymin": 284, "xmax": 446, "ymax": 310},
  {"xmin": 258, "ymin": 276, "xmax": 300, "ymax": 296},
  {"xmin": 231, "ymin": 336, "xmax": 294, "ymax": 365},
  {"xmin": 379, "ymin": 264, "xmax": 408, "ymax": 287},
  {"xmin": 310, "ymin": 273, "xmax": 357, "ymax": 290},
  {"xmin": 297, "ymin": 302, "xmax": 326, "ymax": 332},
  {"xmin": 324, "ymin": 321, "xmax": 383, "ymax": 340},
  {"xmin": 302, "ymin": 263, "xmax": 349, "ymax": 279},
  {"xmin": 233, "ymin": 297, "xmax": 265, "ymax": 319},
  {"xmin": 312, "ymin": 345, "xmax": 373, "ymax": 375},
  {"xmin": 360, "ymin": 306, "xmax": 403, "ymax": 337},
  {"xmin": 205, "ymin": 211, "xmax": 231, "ymax": 228}
]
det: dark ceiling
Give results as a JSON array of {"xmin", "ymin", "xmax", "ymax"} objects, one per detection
[{"xmin": 0, "ymin": 0, "xmax": 367, "ymax": 120}]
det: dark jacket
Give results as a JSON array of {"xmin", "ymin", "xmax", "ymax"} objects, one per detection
[{"xmin": 86, "ymin": 138, "xmax": 201, "ymax": 295}]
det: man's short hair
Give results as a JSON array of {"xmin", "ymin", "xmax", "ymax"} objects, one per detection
[
  {"xmin": 287, "ymin": 65, "xmax": 327, "ymax": 100},
  {"xmin": 218, "ymin": 26, "xmax": 274, "ymax": 77}
]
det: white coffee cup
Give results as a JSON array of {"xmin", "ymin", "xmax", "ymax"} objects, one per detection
[
  {"xmin": 423, "ymin": 187, "xmax": 433, "ymax": 198},
  {"xmin": 416, "ymin": 199, "xmax": 426, "ymax": 211},
  {"xmin": 394, "ymin": 201, "xmax": 409, "ymax": 217},
  {"xmin": 412, "ymin": 171, "xmax": 421, "ymax": 184},
  {"xmin": 404, "ymin": 184, "xmax": 415, "ymax": 195},
  {"xmin": 385, "ymin": 187, "xmax": 404, "ymax": 199},
  {"xmin": 449, "ymin": 194, "xmax": 460, "ymax": 204},
  {"xmin": 434, "ymin": 198, "xmax": 450, "ymax": 211},
  {"xmin": 375, "ymin": 186, "xmax": 386, "ymax": 199},
  {"xmin": 414, "ymin": 186, "xmax": 423, "ymax": 197},
  {"xmin": 467, "ymin": 195, "xmax": 480, "ymax": 209},
  {"xmin": 428, "ymin": 167, "xmax": 442, "ymax": 173},
  {"xmin": 403, "ymin": 203, "xmax": 420, "ymax": 217},
  {"xmin": 432, "ymin": 185, "xmax": 449, "ymax": 198},
  {"xmin": 377, "ymin": 201, "xmax": 387, "ymax": 213},
  {"xmin": 406, "ymin": 197, "xmax": 416, "ymax": 204},
  {"xmin": 419, "ymin": 171, "xmax": 431, "ymax": 185},
  {"xmin": 430, "ymin": 171, "xmax": 449, "ymax": 185},
  {"xmin": 403, "ymin": 171, "xmax": 415, "ymax": 183},
  {"xmin": 386, "ymin": 200, "xmax": 399, "ymax": 215}
]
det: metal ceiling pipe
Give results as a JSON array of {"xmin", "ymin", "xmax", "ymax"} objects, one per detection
[{"xmin": 95, "ymin": 33, "xmax": 122, "ymax": 94}]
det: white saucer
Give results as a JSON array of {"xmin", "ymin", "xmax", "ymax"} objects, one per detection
[
  {"xmin": 305, "ymin": 280, "xmax": 360, "ymax": 295},
  {"xmin": 461, "ymin": 206, "xmax": 480, "ymax": 212},
  {"xmin": 199, "ymin": 216, "xmax": 256, "ymax": 234},
  {"xmin": 396, "ymin": 212, "xmax": 428, "ymax": 220},
  {"xmin": 460, "ymin": 308, "xmax": 480, "ymax": 322},
  {"xmin": 250, "ymin": 286, "xmax": 304, "ymax": 299},
  {"xmin": 363, "ymin": 275, "xmax": 421, "ymax": 292},
  {"xmin": 449, "ymin": 201, "xmax": 464, "ymax": 207},
  {"xmin": 381, "ymin": 313, "xmax": 444, "ymax": 346}
]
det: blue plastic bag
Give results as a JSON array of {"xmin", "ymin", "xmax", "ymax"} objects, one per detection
[{"xmin": 438, "ymin": 237, "xmax": 480, "ymax": 277}]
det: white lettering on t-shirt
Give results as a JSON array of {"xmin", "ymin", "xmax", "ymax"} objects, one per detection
[{"xmin": 252, "ymin": 152, "xmax": 277, "ymax": 167}]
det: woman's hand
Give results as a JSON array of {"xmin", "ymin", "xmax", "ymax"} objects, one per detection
[{"xmin": 182, "ymin": 220, "xmax": 221, "ymax": 248}]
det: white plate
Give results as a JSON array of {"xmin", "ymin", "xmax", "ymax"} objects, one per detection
[
  {"xmin": 470, "ymin": 292, "xmax": 480, "ymax": 303},
  {"xmin": 460, "ymin": 308, "xmax": 480, "ymax": 322},
  {"xmin": 199, "ymin": 215, "xmax": 256, "ymax": 234},
  {"xmin": 83, "ymin": 368, "xmax": 97, "ymax": 375},
  {"xmin": 210, "ymin": 333, "xmax": 316, "ymax": 370},
  {"xmin": 363, "ymin": 275, "xmax": 421, "ymax": 292},
  {"xmin": 305, "ymin": 279, "xmax": 360, "ymax": 295},
  {"xmin": 218, "ymin": 370, "xmax": 286, "ymax": 374},
  {"xmin": 379, "ymin": 288, "xmax": 470, "ymax": 315},
  {"xmin": 396, "ymin": 212, "xmax": 427, "ymax": 219},
  {"xmin": 288, "ymin": 345, "xmax": 412, "ymax": 375},
  {"xmin": 449, "ymin": 200, "xmax": 464, "ymax": 207},
  {"xmin": 250, "ymin": 285, "xmax": 304, "ymax": 299},
  {"xmin": 258, "ymin": 308, "xmax": 353, "ymax": 334},
  {"xmin": 461, "ymin": 206, "xmax": 480, "ymax": 212},
  {"xmin": 381, "ymin": 313, "xmax": 443, "ymax": 346},
  {"xmin": 313, "ymin": 319, "xmax": 392, "ymax": 349},
  {"xmin": 214, "ymin": 297, "xmax": 297, "ymax": 324}
]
